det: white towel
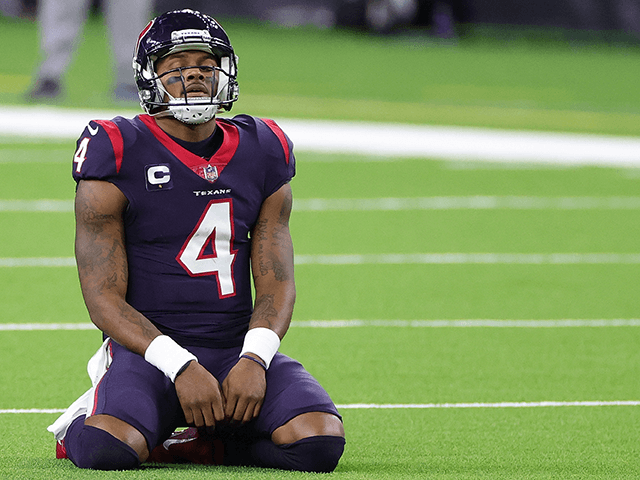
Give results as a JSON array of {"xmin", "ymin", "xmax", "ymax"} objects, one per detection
[{"xmin": 47, "ymin": 338, "xmax": 113, "ymax": 440}]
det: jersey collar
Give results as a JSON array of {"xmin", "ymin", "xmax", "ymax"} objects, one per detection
[{"xmin": 138, "ymin": 114, "xmax": 239, "ymax": 180}]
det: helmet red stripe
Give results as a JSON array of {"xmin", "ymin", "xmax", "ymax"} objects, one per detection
[{"xmin": 135, "ymin": 19, "xmax": 155, "ymax": 56}]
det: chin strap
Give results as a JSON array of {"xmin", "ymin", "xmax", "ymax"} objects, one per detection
[
  {"xmin": 151, "ymin": 100, "xmax": 217, "ymax": 124},
  {"xmin": 167, "ymin": 97, "xmax": 218, "ymax": 124}
]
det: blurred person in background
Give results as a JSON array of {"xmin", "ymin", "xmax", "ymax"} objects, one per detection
[
  {"xmin": 362, "ymin": 0, "xmax": 470, "ymax": 37},
  {"xmin": 0, "ymin": 0, "xmax": 24, "ymax": 17},
  {"xmin": 27, "ymin": 0, "xmax": 153, "ymax": 102}
]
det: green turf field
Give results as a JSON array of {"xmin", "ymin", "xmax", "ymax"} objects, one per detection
[
  {"xmin": 2, "ymin": 14, "xmax": 640, "ymax": 134},
  {"xmin": 2, "ymin": 13, "xmax": 640, "ymax": 480}
]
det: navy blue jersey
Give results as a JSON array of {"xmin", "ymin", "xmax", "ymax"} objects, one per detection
[{"xmin": 72, "ymin": 114, "xmax": 295, "ymax": 347}]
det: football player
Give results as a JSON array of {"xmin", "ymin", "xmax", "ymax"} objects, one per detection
[{"xmin": 47, "ymin": 9, "xmax": 345, "ymax": 472}]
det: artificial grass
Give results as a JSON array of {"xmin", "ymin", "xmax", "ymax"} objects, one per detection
[{"xmin": 2, "ymin": 15, "xmax": 640, "ymax": 135}]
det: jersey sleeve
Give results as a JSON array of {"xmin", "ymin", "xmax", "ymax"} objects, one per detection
[
  {"xmin": 72, "ymin": 119, "xmax": 124, "ymax": 184},
  {"xmin": 256, "ymin": 118, "xmax": 296, "ymax": 197}
]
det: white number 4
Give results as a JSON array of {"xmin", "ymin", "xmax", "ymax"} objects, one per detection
[
  {"xmin": 177, "ymin": 200, "xmax": 237, "ymax": 297},
  {"xmin": 73, "ymin": 137, "xmax": 90, "ymax": 173}
]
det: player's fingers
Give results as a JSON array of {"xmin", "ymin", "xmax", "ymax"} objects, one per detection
[
  {"xmin": 212, "ymin": 397, "xmax": 226, "ymax": 423},
  {"xmin": 223, "ymin": 388, "xmax": 237, "ymax": 419},
  {"xmin": 191, "ymin": 408, "xmax": 205, "ymax": 428},
  {"xmin": 224, "ymin": 390, "xmax": 243, "ymax": 423},
  {"xmin": 234, "ymin": 397, "xmax": 251, "ymax": 423},
  {"xmin": 182, "ymin": 406, "xmax": 194, "ymax": 426},
  {"xmin": 222, "ymin": 384, "xmax": 234, "ymax": 418},
  {"xmin": 221, "ymin": 380, "xmax": 229, "ymax": 403},
  {"xmin": 243, "ymin": 397, "xmax": 263, "ymax": 424},
  {"xmin": 252, "ymin": 399, "xmax": 263, "ymax": 421},
  {"xmin": 201, "ymin": 403, "xmax": 217, "ymax": 428},
  {"xmin": 242, "ymin": 400, "xmax": 257, "ymax": 424}
]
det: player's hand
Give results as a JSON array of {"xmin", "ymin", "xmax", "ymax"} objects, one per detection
[
  {"xmin": 222, "ymin": 355, "xmax": 267, "ymax": 425},
  {"xmin": 174, "ymin": 361, "xmax": 225, "ymax": 430}
]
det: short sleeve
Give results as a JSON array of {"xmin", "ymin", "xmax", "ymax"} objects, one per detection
[
  {"xmin": 257, "ymin": 118, "xmax": 296, "ymax": 197},
  {"xmin": 72, "ymin": 119, "xmax": 123, "ymax": 184}
]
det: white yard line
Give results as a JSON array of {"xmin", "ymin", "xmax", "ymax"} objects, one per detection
[
  {"xmin": 293, "ymin": 196, "xmax": 640, "ymax": 211},
  {"xmin": 0, "ymin": 200, "xmax": 73, "ymax": 212},
  {"xmin": 291, "ymin": 319, "xmax": 640, "ymax": 328},
  {"xmin": 0, "ymin": 409, "xmax": 66, "ymax": 414},
  {"xmin": 5, "ymin": 196, "xmax": 640, "ymax": 213},
  {"xmin": 294, "ymin": 253, "xmax": 640, "ymax": 265},
  {"xmin": 6, "ymin": 196, "xmax": 640, "ymax": 213},
  {"xmin": 0, "ymin": 323, "xmax": 98, "ymax": 330},
  {"xmin": 3, "ymin": 253, "xmax": 640, "ymax": 268},
  {"xmin": 3, "ymin": 319, "xmax": 640, "ymax": 331},
  {"xmin": 0, "ymin": 257, "xmax": 76, "ymax": 267},
  {"xmin": 335, "ymin": 401, "xmax": 640, "ymax": 409},
  {"xmin": 3, "ymin": 400, "xmax": 639, "ymax": 414},
  {"xmin": 2, "ymin": 105, "xmax": 640, "ymax": 167}
]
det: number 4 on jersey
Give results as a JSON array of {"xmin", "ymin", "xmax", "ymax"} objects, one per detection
[
  {"xmin": 74, "ymin": 137, "xmax": 90, "ymax": 173},
  {"xmin": 177, "ymin": 200, "xmax": 237, "ymax": 298}
]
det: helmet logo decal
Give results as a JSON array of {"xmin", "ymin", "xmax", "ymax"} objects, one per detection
[{"xmin": 171, "ymin": 29, "xmax": 212, "ymax": 43}]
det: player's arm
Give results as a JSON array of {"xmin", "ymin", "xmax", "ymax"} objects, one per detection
[
  {"xmin": 222, "ymin": 182, "xmax": 296, "ymax": 423},
  {"xmin": 75, "ymin": 179, "xmax": 225, "ymax": 428},
  {"xmin": 249, "ymin": 181, "xmax": 296, "ymax": 338},
  {"xmin": 75, "ymin": 179, "xmax": 161, "ymax": 353}
]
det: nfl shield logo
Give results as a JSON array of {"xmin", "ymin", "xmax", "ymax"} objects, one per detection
[{"xmin": 204, "ymin": 164, "xmax": 219, "ymax": 183}]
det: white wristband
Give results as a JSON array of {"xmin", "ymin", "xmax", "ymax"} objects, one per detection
[
  {"xmin": 144, "ymin": 335, "xmax": 198, "ymax": 383},
  {"xmin": 240, "ymin": 328, "xmax": 280, "ymax": 369}
]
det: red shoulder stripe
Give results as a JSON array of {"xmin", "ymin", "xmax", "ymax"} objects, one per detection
[
  {"xmin": 261, "ymin": 118, "xmax": 290, "ymax": 164},
  {"xmin": 94, "ymin": 120, "xmax": 124, "ymax": 173}
]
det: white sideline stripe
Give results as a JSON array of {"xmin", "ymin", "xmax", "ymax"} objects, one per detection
[
  {"xmin": 4, "ymin": 253, "xmax": 640, "ymax": 268},
  {"xmin": 278, "ymin": 118, "xmax": 640, "ymax": 167},
  {"xmin": 3, "ymin": 319, "xmax": 640, "ymax": 331},
  {"xmin": 3, "ymin": 401, "xmax": 640, "ymax": 414},
  {"xmin": 3, "ymin": 106, "xmax": 640, "ymax": 167},
  {"xmin": 6, "ymin": 197, "xmax": 640, "ymax": 213}
]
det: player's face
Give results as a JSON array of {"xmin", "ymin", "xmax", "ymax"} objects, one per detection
[{"xmin": 156, "ymin": 50, "xmax": 219, "ymax": 100}]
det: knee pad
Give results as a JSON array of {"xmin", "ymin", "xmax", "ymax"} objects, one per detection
[
  {"xmin": 249, "ymin": 435, "xmax": 345, "ymax": 472},
  {"xmin": 283, "ymin": 435, "xmax": 345, "ymax": 473},
  {"xmin": 65, "ymin": 418, "xmax": 140, "ymax": 470}
]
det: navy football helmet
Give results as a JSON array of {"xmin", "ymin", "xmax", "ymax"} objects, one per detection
[{"xmin": 133, "ymin": 9, "xmax": 239, "ymax": 124}]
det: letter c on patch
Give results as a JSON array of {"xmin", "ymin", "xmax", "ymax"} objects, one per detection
[{"xmin": 147, "ymin": 165, "xmax": 171, "ymax": 185}]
